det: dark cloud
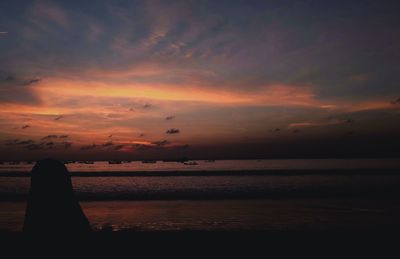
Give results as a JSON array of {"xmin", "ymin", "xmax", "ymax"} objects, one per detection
[
  {"xmin": 54, "ymin": 115, "xmax": 64, "ymax": 121},
  {"xmin": 25, "ymin": 142, "xmax": 46, "ymax": 151},
  {"xmin": 390, "ymin": 98, "xmax": 400, "ymax": 105},
  {"xmin": 143, "ymin": 103, "xmax": 152, "ymax": 109},
  {"xmin": 23, "ymin": 78, "xmax": 41, "ymax": 86},
  {"xmin": 5, "ymin": 76, "xmax": 14, "ymax": 81},
  {"xmin": 113, "ymin": 145, "xmax": 125, "ymax": 151},
  {"xmin": 152, "ymin": 140, "xmax": 170, "ymax": 147},
  {"xmin": 41, "ymin": 134, "xmax": 58, "ymax": 140},
  {"xmin": 102, "ymin": 141, "xmax": 114, "ymax": 147},
  {"xmin": 165, "ymin": 116, "xmax": 175, "ymax": 120},
  {"xmin": 4, "ymin": 137, "xmax": 73, "ymax": 151},
  {"xmin": 4, "ymin": 138, "xmax": 44, "ymax": 150},
  {"xmin": 17, "ymin": 140, "xmax": 34, "ymax": 145},
  {"xmin": 61, "ymin": 142, "xmax": 72, "ymax": 149},
  {"xmin": 106, "ymin": 113, "xmax": 124, "ymax": 119},
  {"xmin": 166, "ymin": 128, "xmax": 180, "ymax": 134},
  {"xmin": 134, "ymin": 144, "xmax": 153, "ymax": 150},
  {"xmin": 42, "ymin": 134, "xmax": 69, "ymax": 140},
  {"xmin": 80, "ymin": 144, "xmax": 98, "ymax": 151},
  {"xmin": 175, "ymin": 144, "xmax": 190, "ymax": 149},
  {"xmin": 345, "ymin": 119, "xmax": 354, "ymax": 124},
  {"xmin": 5, "ymin": 139, "xmax": 35, "ymax": 146},
  {"xmin": 138, "ymin": 133, "xmax": 144, "ymax": 137},
  {"xmin": 292, "ymin": 129, "xmax": 300, "ymax": 134},
  {"xmin": 129, "ymin": 108, "xmax": 135, "ymax": 112},
  {"xmin": 25, "ymin": 144, "xmax": 42, "ymax": 151},
  {"xmin": 4, "ymin": 139, "xmax": 19, "ymax": 146},
  {"xmin": 0, "ymin": 81, "xmax": 40, "ymax": 104},
  {"xmin": 21, "ymin": 125, "xmax": 30, "ymax": 129}
]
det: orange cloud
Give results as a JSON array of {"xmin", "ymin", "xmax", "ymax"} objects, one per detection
[
  {"xmin": 288, "ymin": 120, "xmax": 346, "ymax": 128},
  {"xmin": 34, "ymin": 77, "xmax": 325, "ymax": 107}
]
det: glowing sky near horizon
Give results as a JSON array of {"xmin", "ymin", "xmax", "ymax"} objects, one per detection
[{"xmin": 0, "ymin": 0, "xmax": 400, "ymax": 160}]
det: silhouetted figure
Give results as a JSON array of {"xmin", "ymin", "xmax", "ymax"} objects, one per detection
[{"xmin": 23, "ymin": 159, "xmax": 91, "ymax": 235}]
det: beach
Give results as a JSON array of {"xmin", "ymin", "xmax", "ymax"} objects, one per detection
[
  {"xmin": 1, "ymin": 159, "xmax": 400, "ymax": 234},
  {"xmin": 1, "ymin": 160, "xmax": 400, "ymax": 252},
  {"xmin": 2, "ymin": 198, "xmax": 400, "ymax": 233}
]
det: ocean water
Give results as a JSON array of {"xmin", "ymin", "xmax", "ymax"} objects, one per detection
[
  {"xmin": 3, "ymin": 199, "xmax": 400, "ymax": 232},
  {"xmin": 2, "ymin": 174, "xmax": 400, "ymax": 201},
  {"xmin": 1, "ymin": 158, "xmax": 400, "ymax": 232},
  {"xmin": 1, "ymin": 158, "xmax": 400, "ymax": 172},
  {"xmin": 0, "ymin": 158, "xmax": 400, "ymax": 200},
  {"xmin": 1, "ymin": 158, "xmax": 400, "ymax": 200}
]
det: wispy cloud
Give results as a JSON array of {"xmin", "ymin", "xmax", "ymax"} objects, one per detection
[
  {"xmin": 54, "ymin": 115, "xmax": 64, "ymax": 121},
  {"xmin": 80, "ymin": 144, "xmax": 98, "ymax": 151},
  {"xmin": 143, "ymin": 103, "xmax": 152, "ymax": 109},
  {"xmin": 101, "ymin": 141, "xmax": 113, "ymax": 147},
  {"xmin": 62, "ymin": 141, "xmax": 72, "ymax": 149},
  {"xmin": 30, "ymin": 1, "xmax": 69, "ymax": 29},
  {"xmin": 23, "ymin": 78, "xmax": 41, "ymax": 86},
  {"xmin": 166, "ymin": 128, "xmax": 180, "ymax": 134},
  {"xmin": 41, "ymin": 134, "xmax": 68, "ymax": 140},
  {"xmin": 390, "ymin": 97, "xmax": 400, "ymax": 105},
  {"xmin": 152, "ymin": 140, "xmax": 170, "ymax": 147},
  {"xmin": 41, "ymin": 134, "xmax": 58, "ymax": 140},
  {"xmin": 288, "ymin": 119, "xmax": 348, "ymax": 128}
]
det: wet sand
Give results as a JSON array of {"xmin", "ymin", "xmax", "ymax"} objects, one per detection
[
  {"xmin": 2, "ymin": 198, "xmax": 400, "ymax": 232},
  {"xmin": 1, "ymin": 199, "xmax": 400, "ymax": 255}
]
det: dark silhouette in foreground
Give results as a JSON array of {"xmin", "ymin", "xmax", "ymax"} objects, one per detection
[{"xmin": 23, "ymin": 159, "xmax": 91, "ymax": 235}]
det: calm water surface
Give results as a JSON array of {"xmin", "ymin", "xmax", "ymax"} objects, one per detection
[
  {"xmin": 1, "ymin": 158, "xmax": 400, "ymax": 232},
  {"xmin": 1, "ymin": 158, "xmax": 400, "ymax": 172}
]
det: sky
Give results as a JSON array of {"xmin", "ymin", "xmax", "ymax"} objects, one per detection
[{"xmin": 0, "ymin": 0, "xmax": 400, "ymax": 160}]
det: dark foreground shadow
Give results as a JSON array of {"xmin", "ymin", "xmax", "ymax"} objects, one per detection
[
  {"xmin": 2, "ymin": 230, "xmax": 400, "ymax": 256},
  {"xmin": 23, "ymin": 158, "xmax": 91, "ymax": 235}
]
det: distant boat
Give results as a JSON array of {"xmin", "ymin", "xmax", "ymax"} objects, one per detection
[
  {"xmin": 78, "ymin": 161, "xmax": 94, "ymax": 164},
  {"xmin": 184, "ymin": 161, "xmax": 198, "ymax": 165},
  {"xmin": 108, "ymin": 161, "xmax": 122, "ymax": 164},
  {"xmin": 84, "ymin": 161, "xmax": 94, "ymax": 164},
  {"xmin": 63, "ymin": 161, "xmax": 75, "ymax": 164},
  {"xmin": 122, "ymin": 160, "xmax": 131, "ymax": 163},
  {"xmin": 142, "ymin": 160, "xmax": 157, "ymax": 164}
]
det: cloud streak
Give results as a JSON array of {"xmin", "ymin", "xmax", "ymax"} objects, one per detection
[
  {"xmin": 166, "ymin": 128, "xmax": 180, "ymax": 134},
  {"xmin": 30, "ymin": 1, "xmax": 69, "ymax": 29},
  {"xmin": 23, "ymin": 78, "xmax": 41, "ymax": 86}
]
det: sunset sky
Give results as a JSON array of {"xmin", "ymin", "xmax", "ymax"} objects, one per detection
[{"xmin": 0, "ymin": 0, "xmax": 400, "ymax": 160}]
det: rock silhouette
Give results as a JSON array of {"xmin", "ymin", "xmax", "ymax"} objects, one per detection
[{"xmin": 23, "ymin": 159, "xmax": 91, "ymax": 235}]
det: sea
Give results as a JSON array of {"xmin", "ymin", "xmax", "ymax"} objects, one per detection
[{"xmin": 1, "ymin": 158, "xmax": 400, "ymax": 232}]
